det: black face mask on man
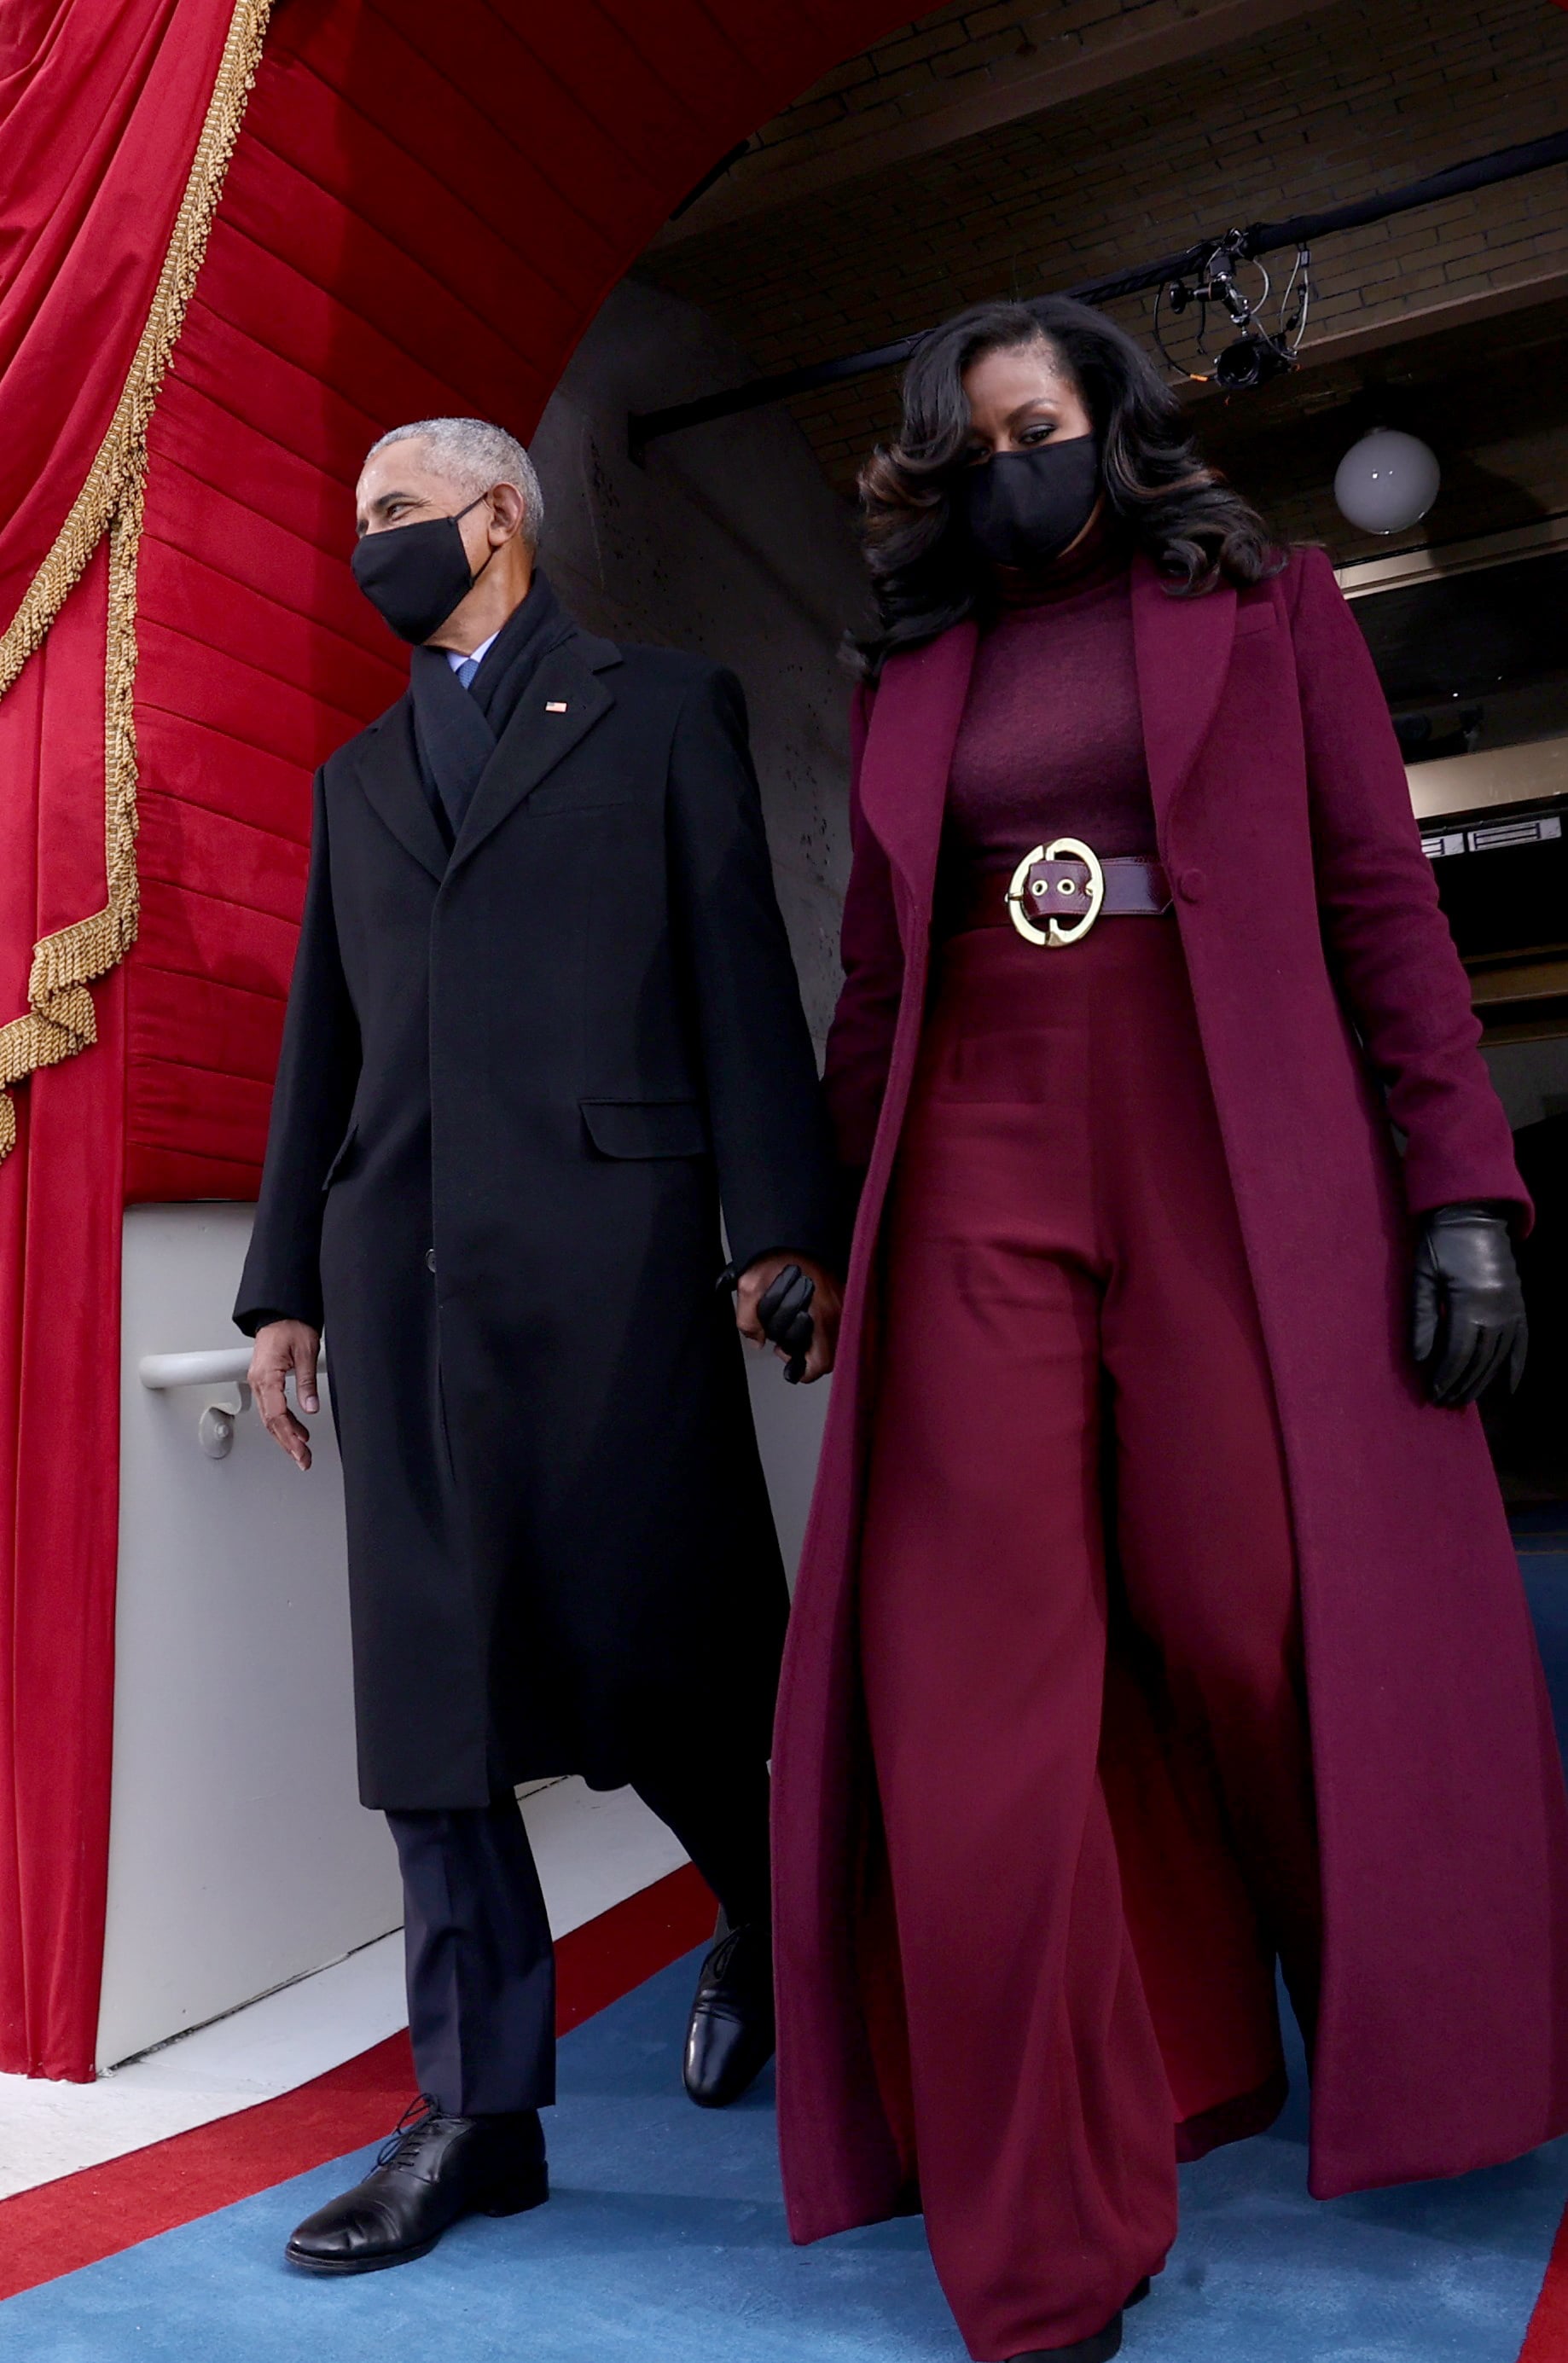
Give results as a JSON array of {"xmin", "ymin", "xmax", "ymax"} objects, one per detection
[
  {"xmin": 961, "ymin": 435, "xmax": 1102, "ymax": 572},
  {"xmin": 350, "ymin": 495, "xmax": 495, "ymax": 643}
]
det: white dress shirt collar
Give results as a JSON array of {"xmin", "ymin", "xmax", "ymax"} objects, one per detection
[{"xmin": 446, "ymin": 630, "xmax": 499, "ymax": 674}]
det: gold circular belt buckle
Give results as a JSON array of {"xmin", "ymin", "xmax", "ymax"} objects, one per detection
[{"xmin": 1006, "ymin": 838, "xmax": 1106, "ymax": 948}]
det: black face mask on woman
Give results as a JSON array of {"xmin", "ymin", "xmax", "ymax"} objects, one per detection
[
  {"xmin": 350, "ymin": 495, "xmax": 495, "ymax": 643},
  {"xmin": 961, "ymin": 435, "xmax": 1101, "ymax": 572}
]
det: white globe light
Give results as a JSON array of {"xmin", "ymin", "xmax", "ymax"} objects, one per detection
[{"xmin": 1333, "ymin": 429, "xmax": 1441, "ymax": 536}]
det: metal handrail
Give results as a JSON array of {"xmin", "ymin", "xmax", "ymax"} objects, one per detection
[
  {"xmin": 137, "ymin": 1344, "xmax": 328, "ymax": 1459},
  {"xmin": 139, "ymin": 1346, "xmax": 328, "ymax": 1391}
]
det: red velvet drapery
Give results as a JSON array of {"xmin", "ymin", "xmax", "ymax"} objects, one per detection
[
  {"xmin": 0, "ymin": 559, "xmax": 127, "ymax": 2081},
  {"xmin": 0, "ymin": 2, "xmax": 242, "ymax": 633},
  {"xmin": 0, "ymin": 0, "xmax": 913, "ymax": 2079},
  {"xmin": 0, "ymin": 0, "xmax": 256, "ymax": 2082}
]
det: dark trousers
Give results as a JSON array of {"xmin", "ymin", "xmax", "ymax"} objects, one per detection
[
  {"xmin": 858, "ymin": 916, "xmax": 1321, "ymax": 2360},
  {"xmin": 387, "ymin": 1753, "xmax": 771, "ymax": 2117}
]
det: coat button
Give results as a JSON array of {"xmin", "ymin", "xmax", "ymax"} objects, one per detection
[
  {"xmin": 1177, "ymin": 867, "xmax": 1207, "ymax": 903},
  {"xmin": 425, "ymin": 1248, "xmax": 436, "ymax": 1274}
]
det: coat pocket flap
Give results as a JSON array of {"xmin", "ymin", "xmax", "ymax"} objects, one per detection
[{"xmin": 579, "ymin": 1099, "xmax": 709, "ymax": 1158}]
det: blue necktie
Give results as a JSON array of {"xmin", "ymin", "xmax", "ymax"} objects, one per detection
[{"xmin": 454, "ymin": 655, "xmax": 479, "ymax": 690}]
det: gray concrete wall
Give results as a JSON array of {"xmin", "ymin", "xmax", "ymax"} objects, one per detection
[
  {"xmin": 529, "ymin": 277, "xmax": 867, "ymax": 1048},
  {"xmin": 528, "ymin": 280, "xmax": 867, "ymax": 1574}
]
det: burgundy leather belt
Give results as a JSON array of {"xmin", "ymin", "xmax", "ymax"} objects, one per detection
[{"xmin": 944, "ymin": 839, "xmax": 1172, "ymax": 948}]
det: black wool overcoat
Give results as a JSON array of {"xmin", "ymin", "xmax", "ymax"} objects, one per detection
[{"xmin": 235, "ymin": 596, "xmax": 839, "ymax": 1809}]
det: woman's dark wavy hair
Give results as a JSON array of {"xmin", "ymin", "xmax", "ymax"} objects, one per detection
[{"xmin": 851, "ymin": 295, "xmax": 1282, "ymax": 679}]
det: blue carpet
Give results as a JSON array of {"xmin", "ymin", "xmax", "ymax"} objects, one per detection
[
  {"xmin": 7, "ymin": 1539, "xmax": 1567, "ymax": 2363},
  {"xmin": 2, "ymin": 1951, "xmax": 1562, "ymax": 2363}
]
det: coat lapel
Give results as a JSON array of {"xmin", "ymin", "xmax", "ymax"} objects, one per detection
[
  {"xmin": 1130, "ymin": 553, "xmax": 1236, "ymax": 839},
  {"xmin": 858, "ymin": 622, "xmax": 979, "ymax": 941},
  {"xmin": 354, "ymin": 704, "xmax": 451, "ymax": 885},
  {"xmin": 447, "ymin": 634, "xmax": 620, "ymax": 874}
]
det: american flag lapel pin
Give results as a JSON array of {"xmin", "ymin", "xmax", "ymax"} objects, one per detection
[{"xmin": 545, "ymin": 700, "xmax": 568, "ymax": 712}]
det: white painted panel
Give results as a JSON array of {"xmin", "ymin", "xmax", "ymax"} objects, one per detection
[
  {"xmin": 746, "ymin": 1358, "xmax": 831, "ymax": 1587},
  {"xmin": 8, "ymin": 1774, "xmax": 688, "ymax": 2197},
  {"xmin": 102, "ymin": 1201, "xmax": 786, "ymax": 2079},
  {"xmin": 102, "ymin": 1205, "xmax": 404, "ymax": 2070}
]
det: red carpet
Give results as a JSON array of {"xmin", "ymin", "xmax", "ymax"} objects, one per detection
[
  {"xmin": 0, "ymin": 1863, "xmax": 715, "ymax": 2302},
  {"xmin": 1521, "ymin": 2202, "xmax": 1568, "ymax": 2361}
]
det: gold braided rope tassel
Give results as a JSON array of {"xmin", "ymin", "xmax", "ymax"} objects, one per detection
[
  {"xmin": 0, "ymin": 0, "xmax": 273, "ymax": 1162},
  {"xmin": 0, "ymin": 489, "xmax": 148, "ymax": 1159}
]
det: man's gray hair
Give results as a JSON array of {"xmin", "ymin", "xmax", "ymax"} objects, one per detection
[{"xmin": 364, "ymin": 416, "xmax": 544, "ymax": 549}]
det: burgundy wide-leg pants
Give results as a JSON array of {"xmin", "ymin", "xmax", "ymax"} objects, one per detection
[{"xmin": 857, "ymin": 914, "xmax": 1321, "ymax": 2360}]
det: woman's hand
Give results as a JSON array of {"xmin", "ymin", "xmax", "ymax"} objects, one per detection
[
  {"xmin": 1411, "ymin": 1205, "xmax": 1527, "ymax": 1408},
  {"xmin": 735, "ymin": 1254, "xmax": 842, "ymax": 1383}
]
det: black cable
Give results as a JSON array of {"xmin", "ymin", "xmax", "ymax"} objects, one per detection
[
  {"xmin": 1236, "ymin": 126, "xmax": 1568, "ymax": 258},
  {"xmin": 629, "ymin": 125, "xmax": 1568, "ymax": 456}
]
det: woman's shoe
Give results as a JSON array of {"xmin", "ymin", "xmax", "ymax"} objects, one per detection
[
  {"xmin": 1008, "ymin": 2276, "xmax": 1152, "ymax": 2360},
  {"xmin": 1008, "ymin": 2316, "xmax": 1122, "ymax": 2363}
]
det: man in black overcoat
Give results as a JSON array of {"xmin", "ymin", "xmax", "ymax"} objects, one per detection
[{"xmin": 235, "ymin": 415, "xmax": 842, "ymax": 2275}]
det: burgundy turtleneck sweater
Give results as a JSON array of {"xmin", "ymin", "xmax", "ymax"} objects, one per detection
[{"xmin": 944, "ymin": 521, "xmax": 1157, "ymax": 871}]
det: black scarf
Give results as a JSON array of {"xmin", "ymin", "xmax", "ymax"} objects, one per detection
[{"xmin": 407, "ymin": 570, "xmax": 575, "ymax": 846}]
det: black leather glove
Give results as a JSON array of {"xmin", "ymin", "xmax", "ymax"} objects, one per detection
[
  {"xmin": 1411, "ymin": 1202, "xmax": 1527, "ymax": 1408},
  {"xmin": 757, "ymin": 1263, "xmax": 816, "ymax": 1385}
]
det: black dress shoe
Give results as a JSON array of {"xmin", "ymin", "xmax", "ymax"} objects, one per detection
[
  {"xmin": 682, "ymin": 1922, "xmax": 775, "ymax": 2108},
  {"xmin": 285, "ymin": 2095, "xmax": 548, "ymax": 2274},
  {"xmin": 1008, "ymin": 2276, "xmax": 1152, "ymax": 2360}
]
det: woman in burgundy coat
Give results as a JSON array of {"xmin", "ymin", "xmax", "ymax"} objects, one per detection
[{"xmin": 769, "ymin": 297, "xmax": 1568, "ymax": 2363}]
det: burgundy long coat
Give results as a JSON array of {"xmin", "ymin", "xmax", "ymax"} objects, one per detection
[{"xmin": 772, "ymin": 545, "xmax": 1568, "ymax": 2238}]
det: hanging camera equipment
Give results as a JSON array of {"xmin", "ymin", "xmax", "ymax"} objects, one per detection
[
  {"xmin": 630, "ymin": 125, "xmax": 1568, "ymax": 457},
  {"xmin": 1153, "ymin": 228, "xmax": 1311, "ymax": 390}
]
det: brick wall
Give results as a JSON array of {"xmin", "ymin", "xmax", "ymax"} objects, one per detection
[
  {"xmin": 644, "ymin": 0, "xmax": 1568, "ymax": 505},
  {"xmin": 736, "ymin": 0, "xmax": 1237, "ymax": 173},
  {"xmin": 736, "ymin": 0, "xmax": 1292, "ymax": 184}
]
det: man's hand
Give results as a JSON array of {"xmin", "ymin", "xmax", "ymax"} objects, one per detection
[
  {"xmin": 248, "ymin": 1319, "xmax": 322, "ymax": 1469},
  {"xmin": 735, "ymin": 1255, "xmax": 842, "ymax": 1384}
]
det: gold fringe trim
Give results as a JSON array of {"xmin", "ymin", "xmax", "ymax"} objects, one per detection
[
  {"xmin": 0, "ymin": 495, "xmax": 142, "ymax": 1159},
  {"xmin": 0, "ymin": 0, "xmax": 272, "ymax": 1162}
]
